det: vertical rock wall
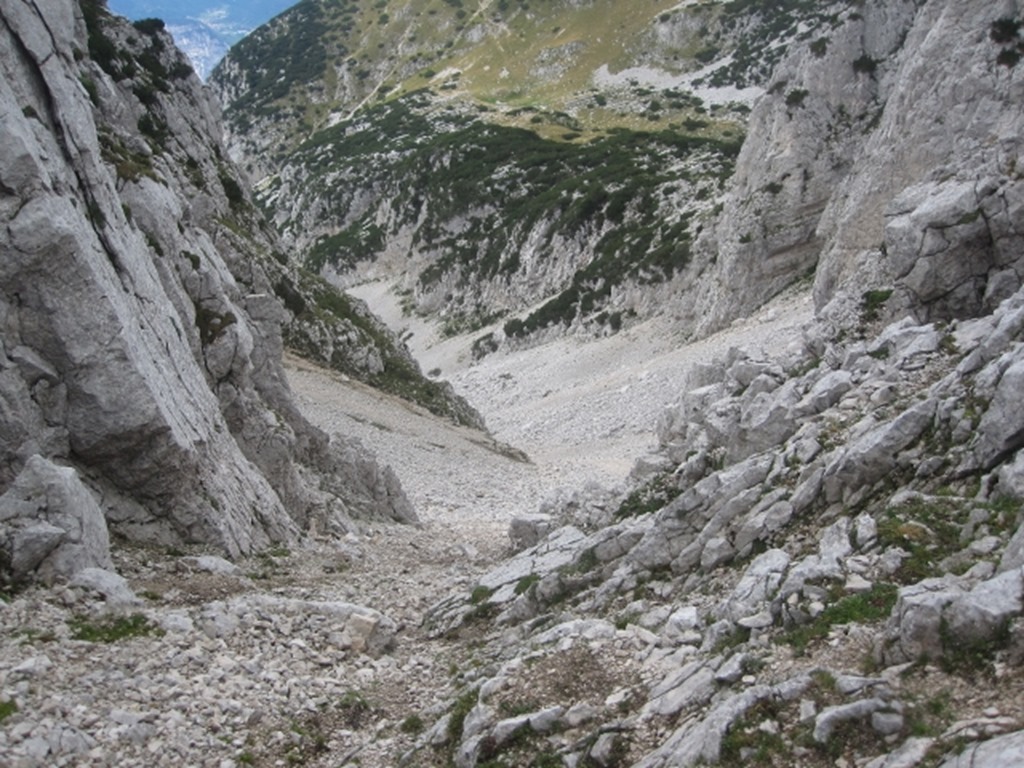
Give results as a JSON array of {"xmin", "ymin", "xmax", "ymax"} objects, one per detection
[
  {"xmin": 0, "ymin": 0, "xmax": 414, "ymax": 560},
  {"xmin": 691, "ymin": 0, "xmax": 1024, "ymax": 333}
]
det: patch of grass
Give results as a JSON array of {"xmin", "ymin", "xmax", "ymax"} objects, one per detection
[
  {"xmin": 447, "ymin": 688, "xmax": 479, "ymax": 746},
  {"xmin": 876, "ymin": 498, "xmax": 968, "ymax": 584},
  {"xmin": 400, "ymin": 714, "xmax": 425, "ymax": 734},
  {"xmin": 0, "ymin": 699, "xmax": 18, "ymax": 724},
  {"xmin": 904, "ymin": 689, "xmax": 954, "ymax": 737},
  {"xmin": 337, "ymin": 689, "xmax": 373, "ymax": 728},
  {"xmin": 470, "ymin": 585, "xmax": 494, "ymax": 604},
  {"xmin": 860, "ymin": 288, "xmax": 893, "ymax": 323},
  {"xmin": 498, "ymin": 698, "xmax": 541, "ymax": 718},
  {"xmin": 939, "ymin": 616, "xmax": 1012, "ymax": 676},
  {"xmin": 614, "ymin": 611, "xmax": 640, "ymax": 630},
  {"xmin": 615, "ymin": 473, "xmax": 683, "ymax": 520},
  {"xmin": 13, "ymin": 627, "xmax": 58, "ymax": 644},
  {"xmin": 565, "ymin": 547, "xmax": 599, "ymax": 575},
  {"xmin": 514, "ymin": 573, "xmax": 541, "ymax": 596},
  {"xmin": 720, "ymin": 699, "xmax": 788, "ymax": 766},
  {"xmin": 809, "ymin": 668, "xmax": 838, "ymax": 695},
  {"xmin": 712, "ymin": 625, "xmax": 752, "ymax": 655},
  {"xmin": 69, "ymin": 613, "xmax": 163, "ymax": 643},
  {"xmin": 782, "ymin": 582, "xmax": 898, "ymax": 655}
]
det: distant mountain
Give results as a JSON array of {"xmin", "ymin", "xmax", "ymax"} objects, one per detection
[
  {"xmin": 107, "ymin": 0, "xmax": 296, "ymax": 77},
  {"xmin": 210, "ymin": 0, "xmax": 826, "ymax": 353}
]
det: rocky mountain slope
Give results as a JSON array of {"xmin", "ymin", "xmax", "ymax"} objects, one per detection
[
  {"xmin": 3, "ymin": 0, "xmax": 1024, "ymax": 767},
  {"xmin": 212, "ymin": 0, "xmax": 1024, "ymax": 359},
  {"xmin": 693, "ymin": 0, "xmax": 1024, "ymax": 335},
  {"xmin": 209, "ymin": 0, "xmax": 848, "ymax": 352},
  {"xmin": 0, "ymin": 0, "xmax": 483, "ymax": 578}
]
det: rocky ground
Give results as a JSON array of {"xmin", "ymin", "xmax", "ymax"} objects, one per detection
[
  {"xmin": 0, "ymin": 286, "xmax": 813, "ymax": 767},
  {"xmin": 4, "ymin": 282, "xmax": 1024, "ymax": 768}
]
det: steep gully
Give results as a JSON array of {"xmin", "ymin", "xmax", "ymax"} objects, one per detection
[{"xmin": 276, "ymin": 283, "xmax": 814, "ymax": 760}]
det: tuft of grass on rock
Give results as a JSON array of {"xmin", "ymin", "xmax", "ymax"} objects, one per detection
[
  {"xmin": 400, "ymin": 714, "xmax": 425, "ymax": 734},
  {"xmin": 68, "ymin": 613, "xmax": 164, "ymax": 643},
  {"xmin": 0, "ymin": 699, "xmax": 18, "ymax": 724},
  {"xmin": 782, "ymin": 583, "xmax": 898, "ymax": 655}
]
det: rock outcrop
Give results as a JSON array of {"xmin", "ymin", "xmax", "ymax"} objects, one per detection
[
  {"xmin": 420, "ymin": 280, "xmax": 1024, "ymax": 766},
  {"xmin": 0, "ymin": 455, "xmax": 112, "ymax": 586},
  {"xmin": 693, "ymin": 0, "xmax": 1024, "ymax": 335},
  {"xmin": 0, "ymin": 0, "xmax": 414, "ymax": 563}
]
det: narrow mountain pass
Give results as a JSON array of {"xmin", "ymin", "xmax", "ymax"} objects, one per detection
[{"xmin": 275, "ymin": 285, "xmax": 816, "ymax": 764}]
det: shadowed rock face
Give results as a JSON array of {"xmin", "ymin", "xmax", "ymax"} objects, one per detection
[{"xmin": 0, "ymin": 0, "xmax": 413, "ymax": 559}]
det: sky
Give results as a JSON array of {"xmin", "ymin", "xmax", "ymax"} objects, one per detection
[
  {"xmin": 107, "ymin": 1, "xmax": 295, "ymax": 35},
  {"xmin": 107, "ymin": 1, "xmax": 298, "ymax": 77}
]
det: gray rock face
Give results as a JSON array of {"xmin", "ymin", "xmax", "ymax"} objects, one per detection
[
  {"xmin": 938, "ymin": 729, "xmax": 1024, "ymax": 767},
  {"xmin": 0, "ymin": 0, "xmax": 414, "ymax": 557},
  {"xmin": 692, "ymin": 0, "xmax": 1024, "ymax": 336},
  {"xmin": 813, "ymin": 0, "xmax": 1024, "ymax": 322},
  {"xmin": 0, "ymin": 456, "xmax": 112, "ymax": 585},
  {"xmin": 881, "ymin": 568, "xmax": 1024, "ymax": 666},
  {"xmin": 976, "ymin": 356, "xmax": 1024, "ymax": 468}
]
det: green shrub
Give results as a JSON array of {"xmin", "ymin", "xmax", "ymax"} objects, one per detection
[
  {"xmin": 785, "ymin": 88, "xmax": 808, "ymax": 107},
  {"xmin": 852, "ymin": 54, "xmax": 878, "ymax": 75},
  {"xmin": 337, "ymin": 690, "xmax": 372, "ymax": 728},
  {"xmin": 219, "ymin": 172, "xmax": 245, "ymax": 207},
  {"xmin": 615, "ymin": 474, "xmax": 682, "ymax": 519},
  {"xmin": 400, "ymin": 714, "xmax": 424, "ymax": 734},
  {"xmin": 997, "ymin": 47, "xmax": 1021, "ymax": 67},
  {"xmin": 514, "ymin": 573, "xmax": 540, "ymax": 595},
  {"xmin": 288, "ymin": 96, "xmax": 734, "ymax": 344},
  {"xmin": 447, "ymin": 689, "xmax": 479, "ymax": 745},
  {"xmin": 860, "ymin": 288, "xmax": 892, "ymax": 322},
  {"xmin": 990, "ymin": 17, "xmax": 1021, "ymax": 44},
  {"xmin": 470, "ymin": 584, "xmax": 494, "ymax": 604},
  {"xmin": 69, "ymin": 613, "xmax": 163, "ymax": 643},
  {"xmin": 137, "ymin": 112, "xmax": 168, "ymax": 146},
  {"xmin": 80, "ymin": 0, "xmax": 121, "ymax": 77},
  {"xmin": 133, "ymin": 18, "xmax": 166, "ymax": 35}
]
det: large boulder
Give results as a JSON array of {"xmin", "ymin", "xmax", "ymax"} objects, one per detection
[{"xmin": 0, "ymin": 455, "xmax": 111, "ymax": 585}]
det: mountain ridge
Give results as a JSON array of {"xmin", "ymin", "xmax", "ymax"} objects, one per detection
[{"xmin": 211, "ymin": 0, "xmax": 836, "ymax": 355}]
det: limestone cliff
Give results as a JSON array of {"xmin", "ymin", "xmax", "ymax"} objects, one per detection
[
  {"xmin": 692, "ymin": 0, "xmax": 1024, "ymax": 335},
  {"xmin": 0, "ymin": 0, "xmax": 415, "ymax": 566}
]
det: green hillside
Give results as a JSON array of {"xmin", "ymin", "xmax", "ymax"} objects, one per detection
[{"xmin": 213, "ymin": 0, "xmax": 850, "ymax": 350}]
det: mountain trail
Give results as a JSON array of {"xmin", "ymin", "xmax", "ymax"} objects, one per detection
[{"xmin": 273, "ymin": 285, "xmax": 816, "ymax": 764}]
